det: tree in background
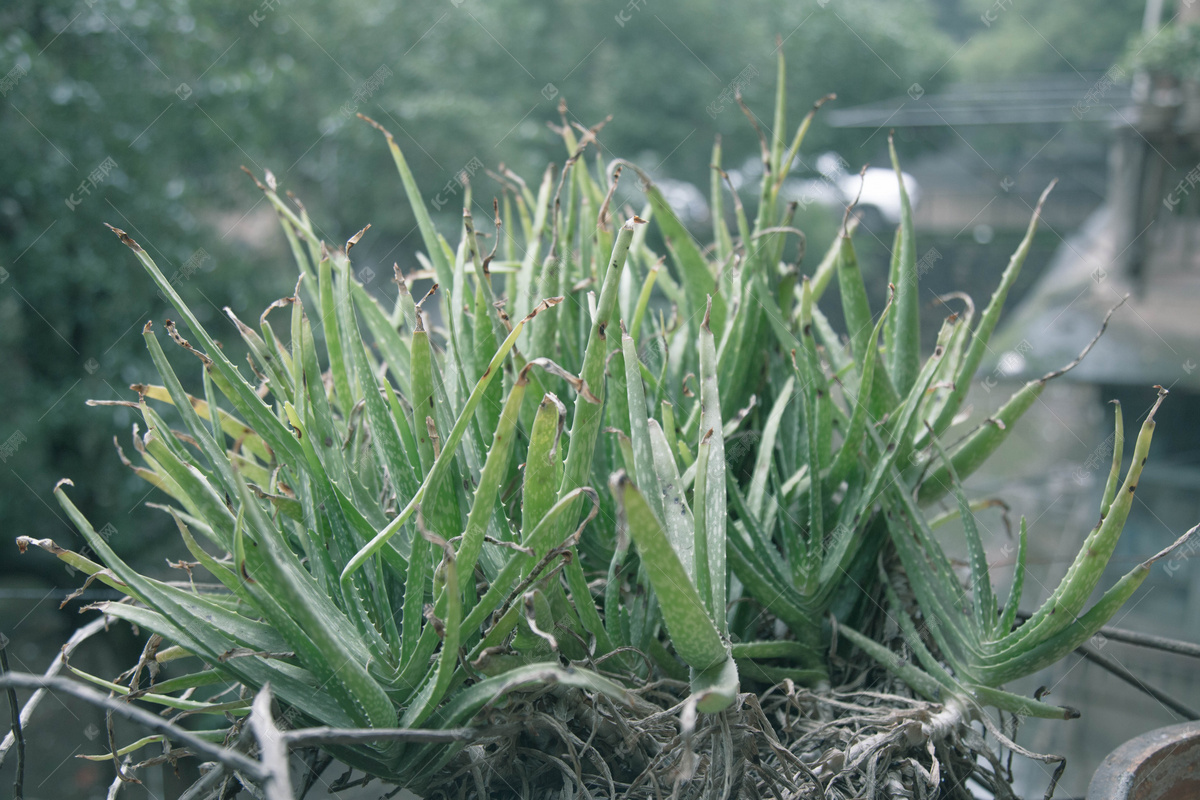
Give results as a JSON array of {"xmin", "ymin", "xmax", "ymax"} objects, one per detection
[{"xmin": 948, "ymin": 0, "xmax": 1145, "ymax": 77}]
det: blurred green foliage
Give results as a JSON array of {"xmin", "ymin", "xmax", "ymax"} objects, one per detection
[{"xmin": 0, "ymin": 0, "xmax": 1137, "ymax": 579}]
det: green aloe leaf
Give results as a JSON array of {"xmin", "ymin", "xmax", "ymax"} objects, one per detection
[
  {"xmin": 886, "ymin": 134, "xmax": 919, "ymax": 396},
  {"xmin": 926, "ymin": 182, "xmax": 1055, "ymax": 440},
  {"xmin": 609, "ymin": 471, "xmax": 736, "ymax": 712}
]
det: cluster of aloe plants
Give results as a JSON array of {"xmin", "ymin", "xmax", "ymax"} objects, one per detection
[{"xmin": 15, "ymin": 48, "xmax": 1194, "ymax": 793}]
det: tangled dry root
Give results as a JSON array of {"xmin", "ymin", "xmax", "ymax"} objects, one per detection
[{"xmin": 415, "ymin": 668, "xmax": 1045, "ymax": 800}]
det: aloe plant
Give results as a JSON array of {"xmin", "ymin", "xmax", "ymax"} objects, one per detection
[
  {"xmin": 13, "ymin": 44, "xmax": 1195, "ymax": 797},
  {"xmin": 840, "ymin": 388, "xmax": 1198, "ymax": 721},
  {"xmin": 15, "ymin": 101, "xmax": 754, "ymax": 786}
]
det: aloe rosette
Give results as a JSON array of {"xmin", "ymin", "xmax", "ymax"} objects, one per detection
[{"xmin": 13, "ymin": 44, "xmax": 1196, "ymax": 796}]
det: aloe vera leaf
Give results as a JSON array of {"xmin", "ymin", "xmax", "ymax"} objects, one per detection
[
  {"xmin": 277, "ymin": 213, "xmax": 318, "ymax": 290},
  {"xmin": 400, "ymin": 533, "xmax": 461, "ymax": 728},
  {"xmin": 726, "ymin": 476, "xmax": 791, "ymax": 589},
  {"xmin": 769, "ymin": 48, "xmax": 787, "ymax": 177},
  {"xmin": 400, "ymin": 514, "xmax": 432, "ymax": 668},
  {"xmin": 996, "ymin": 516, "xmax": 1028, "ymax": 638},
  {"xmin": 139, "ymin": 404, "xmax": 201, "ymax": 474},
  {"xmin": 694, "ymin": 300, "xmax": 727, "ymax": 630},
  {"xmin": 927, "ymin": 182, "xmax": 1055, "ymax": 438},
  {"xmin": 141, "ymin": 434, "xmax": 236, "ymax": 551},
  {"xmin": 919, "ymin": 312, "xmax": 972, "ymax": 431},
  {"xmin": 15, "ymin": 536, "xmax": 128, "ymax": 594},
  {"xmin": 886, "ymin": 138, "xmax": 920, "ymax": 397},
  {"xmin": 80, "ymin": 732, "xmax": 226, "ymax": 763},
  {"xmin": 622, "ymin": 334, "xmax": 663, "ymax": 522},
  {"xmin": 778, "ymin": 94, "xmax": 833, "ymax": 191},
  {"xmin": 409, "ymin": 320, "xmax": 462, "ymax": 547},
  {"xmin": 918, "ymin": 378, "xmax": 1047, "ymax": 506},
  {"xmin": 603, "ymin": 523, "xmax": 631, "ymax": 647},
  {"xmin": 713, "ymin": 274, "xmax": 763, "ymax": 424},
  {"xmin": 242, "ymin": 456, "xmax": 380, "ymax": 665},
  {"xmin": 120, "ymin": 666, "xmax": 231, "ymax": 699},
  {"xmin": 769, "ymin": 202, "xmax": 800, "ymax": 291},
  {"xmin": 465, "ymin": 206, "xmax": 507, "ymax": 342},
  {"xmin": 295, "ymin": 313, "xmax": 351, "ymax": 490},
  {"xmin": 173, "ymin": 508, "xmax": 333, "ymax": 654},
  {"xmin": 628, "ymin": 261, "xmax": 660, "ymax": 346},
  {"xmin": 963, "ymin": 684, "xmax": 1080, "ymax": 720},
  {"xmin": 513, "ymin": 165, "xmax": 555, "ymax": 322},
  {"xmin": 723, "ymin": 529, "xmax": 818, "ymax": 653},
  {"xmin": 928, "ymin": 433, "xmax": 996, "ymax": 634},
  {"xmin": 455, "ymin": 374, "xmax": 527, "ymax": 592},
  {"xmin": 65, "ymin": 665, "xmax": 250, "ymax": 714},
  {"xmin": 90, "ymin": 604, "xmax": 248, "ymax": 693},
  {"xmin": 995, "ymin": 390, "xmax": 1166, "ymax": 652},
  {"xmin": 883, "ymin": 489, "xmax": 979, "ymax": 656},
  {"xmin": 610, "ymin": 472, "xmax": 727, "ymax": 668},
  {"xmin": 316, "ymin": 249, "xmax": 355, "ymax": 415},
  {"xmin": 979, "ymin": 524, "xmax": 1196, "ymax": 685},
  {"xmin": 93, "ymin": 586, "xmax": 289, "ymax": 670},
  {"xmin": 324, "ymin": 478, "xmax": 403, "ymax": 661},
  {"xmin": 1101, "ymin": 401, "xmax": 1124, "ymax": 518},
  {"xmin": 460, "ymin": 488, "xmax": 600, "ymax": 642},
  {"xmin": 836, "ymin": 234, "xmax": 875, "ymax": 365},
  {"xmin": 830, "ymin": 294, "xmax": 893, "ymax": 485},
  {"xmin": 611, "ymin": 473, "xmax": 738, "ymax": 712},
  {"xmin": 876, "ymin": 488, "xmax": 984, "ymax": 672},
  {"xmin": 522, "ymin": 393, "xmax": 565, "ymax": 549},
  {"xmin": 661, "ymin": 400, "xmax": 680, "ymax": 463},
  {"xmin": 836, "ymin": 623, "xmax": 947, "ymax": 701},
  {"xmin": 747, "ymin": 376, "xmax": 793, "ymax": 520},
  {"xmin": 226, "ymin": 305, "xmax": 294, "ymax": 405},
  {"xmin": 711, "ymin": 140, "xmax": 733, "ymax": 264},
  {"xmin": 883, "ymin": 223, "xmax": 902, "ymax": 358},
  {"xmin": 530, "ymin": 252, "xmax": 563, "ymax": 359},
  {"xmin": 790, "ymin": 279, "xmax": 827, "ymax": 591},
  {"xmin": 648, "ymin": 419, "xmax": 694, "ymax": 579},
  {"xmin": 259, "ymin": 307, "xmax": 295, "ymax": 393}
]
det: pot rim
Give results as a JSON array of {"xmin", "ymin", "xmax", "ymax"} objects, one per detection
[{"xmin": 1088, "ymin": 720, "xmax": 1200, "ymax": 800}]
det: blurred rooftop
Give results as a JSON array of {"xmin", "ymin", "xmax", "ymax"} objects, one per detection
[{"xmin": 826, "ymin": 74, "xmax": 1134, "ymax": 128}]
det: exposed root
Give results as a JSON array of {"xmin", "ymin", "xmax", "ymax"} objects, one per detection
[{"xmin": 416, "ymin": 670, "xmax": 1039, "ymax": 800}]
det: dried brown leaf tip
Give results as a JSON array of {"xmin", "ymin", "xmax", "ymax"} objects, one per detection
[
  {"xmin": 240, "ymin": 165, "xmax": 267, "ymax": 191},
  {"xmin": 346, "ymin": 223, "xmax": 370, "ymax": 254},
  {"xmin": 356, "ymin": 113, "xmax": 393, "ymax": 141},
  {"xmin": 104, "ymin": 223, "xmax": 143, "ymax": 252},
  {"xmin": 164, "ymin": 319, "xmax": 213, "ymax": 366}
]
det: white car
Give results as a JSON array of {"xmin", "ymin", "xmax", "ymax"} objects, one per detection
[{"xmin": 781, "ymin": 151, "xmax": 919, "ymax": 228}]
